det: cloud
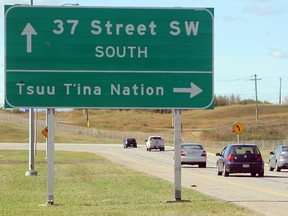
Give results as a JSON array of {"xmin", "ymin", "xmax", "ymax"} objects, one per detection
[
  {"xmin": 222, "ymin": 15, "xmax": 247, "ymax": 24},
  {"xmin": 244, "ymin": 4, "xmax": 278, "ymax": 15},
  {"xmin": 223, "ymin": 15, "xmax": 239, "ymax": 22},
  {"xmin": 270, "ymin": 49, "xmax": 288, "ymax": 59}
]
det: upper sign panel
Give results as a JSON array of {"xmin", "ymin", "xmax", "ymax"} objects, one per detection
[{"xmin": 5, "ymin": 6, "xmax": 214, "ymax": 109}]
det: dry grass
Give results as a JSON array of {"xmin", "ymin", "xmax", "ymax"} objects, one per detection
[{"xmin": 2, "ymin": 104, "xmax": 288, "ymax": 141}]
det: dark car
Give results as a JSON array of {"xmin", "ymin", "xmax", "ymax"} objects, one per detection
[
  {"xmin": 216, "ymin": 144, "xmax": 264, "ymax": 177},
  {"xmin": 123, "ymin": 137, "xmax": 137, "ymax": 148},
  {"xmin": 269, "ymin": 145, "xmax": 288, "ymax": 172}
]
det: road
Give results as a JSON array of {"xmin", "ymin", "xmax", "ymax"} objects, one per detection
[{"xmin": 1, "ymin": 143, "xmax": 288, "ymax": 216}]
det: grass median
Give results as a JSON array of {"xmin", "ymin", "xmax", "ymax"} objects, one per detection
[{"xmin": 0, "ymin": 150, "xmax": 259, "ymax": 216}]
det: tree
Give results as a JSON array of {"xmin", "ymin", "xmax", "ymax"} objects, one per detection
[{"xmin": 214, "ymin": 94, "xmax": 241, "ymax": 106}]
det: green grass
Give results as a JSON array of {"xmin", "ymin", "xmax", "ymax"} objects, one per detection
[{"xmin": 0, "ymin": 150, "xmax": 259, "ymax": 216}]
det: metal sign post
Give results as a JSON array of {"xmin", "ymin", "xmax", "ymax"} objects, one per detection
[
  {"xmin": 46, "ymin": 108, "xmax": 55, "ymax": 205},
  {"xmin": 25, "ymin": 108, "xmax": 37, "ymax": 176},
  {"xmin": 167, "ymin": 109, "xmax": 190, "ymax": 203},
  {"xmin": 174, "ymin": 109, "xmax": 182, "ymax": 201}
]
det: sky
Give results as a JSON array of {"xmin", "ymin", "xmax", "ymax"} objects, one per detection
[{"xmin": 1, "ymin": 0, "xmax": 288, "ymax": 107}]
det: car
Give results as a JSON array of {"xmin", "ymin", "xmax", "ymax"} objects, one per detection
[
  {"xmin": 123, "ymin": 137, "xmax": 137, "ymax": 148},
  {"xmin": 216, "ymin": 144, "xmax": 264, "ymax": 177},
  {"xmin": 181, "ymin": 143, "xmax": 207, "ymax": 168},
  {"xmin": 269, "ymin": 145, "xmax": 288, "ymax": 172},
  {"xmin": 145, "ymin": 136, "xmax": 165, "ymax": 151}
]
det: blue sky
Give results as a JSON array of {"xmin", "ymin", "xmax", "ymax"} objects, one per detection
[{"xmin": 1, "ymin": 0, "xmax": 288, "ymax": 106}]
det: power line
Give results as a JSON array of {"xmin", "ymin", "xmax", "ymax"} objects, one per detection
[{"xmin": 216, "ymin": 76, "xmax": 252, "ymax": 83}]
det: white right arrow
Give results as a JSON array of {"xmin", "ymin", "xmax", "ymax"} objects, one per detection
[
  {"xmin": 21, "ymin": 23, "xmax": 37, "ymax": 53},
  {"xmin": 173, "ymin": 82, "xmax": 203, "ymax": 98}
]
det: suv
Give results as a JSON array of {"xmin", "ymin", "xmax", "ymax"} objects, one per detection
[
  {"xmin": 216, "ymin": 144, "xmax": 264, "ymax": 177},
  {"xmin": 123, "ymin": 137, "xmax": 137, "ymax": 148},
  {"xmin": 145, "ymin": 136, "xmax": 165, "ymax": 151}
]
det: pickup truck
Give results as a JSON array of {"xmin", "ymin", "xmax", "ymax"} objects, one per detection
[{"xmin": 145, "ymin": 136, "xmax": 165, "ymax": 151}]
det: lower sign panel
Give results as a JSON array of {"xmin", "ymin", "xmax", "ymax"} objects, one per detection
[{"xmin": 5, "ymin": 71, "xmax": 213, "ymax": 109}]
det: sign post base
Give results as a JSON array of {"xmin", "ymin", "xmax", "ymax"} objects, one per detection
[{"xmin": 25, "ymin": 170, "xmax": 38, "ymax": 176}]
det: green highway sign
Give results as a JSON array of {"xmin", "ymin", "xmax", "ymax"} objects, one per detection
[{"xmin": 5, "ymin": 5, "xmax": 214, "ymax": 109}]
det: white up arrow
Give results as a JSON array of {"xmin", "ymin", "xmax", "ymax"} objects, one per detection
[
  {"xmin": 173, "ymin": 82, "xmax": 203, "ymax": 98},
  {"xmin": 21, "ymin": 23, "xmax": 37, "ymax": 53}
]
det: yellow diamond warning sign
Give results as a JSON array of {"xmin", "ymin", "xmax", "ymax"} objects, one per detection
[
  {"xmin": 232, "ymin": 122, "xmax": 244, "ymax": 135},
  {"xmin": 41, "ymin": 127, "xmax": 48, "ymax": 138}
]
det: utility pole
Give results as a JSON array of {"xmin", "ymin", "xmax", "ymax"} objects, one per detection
[
  {"xmin": 279, "ymin": 77, "xmax": 282, "ymax": 104},
  {"xmin": 86, "ymin": 109, "xmax": 90, "ymax": 128},
  {"xmin": 250, "ymin": 74, "xmax": 261, "ymax": 121}
]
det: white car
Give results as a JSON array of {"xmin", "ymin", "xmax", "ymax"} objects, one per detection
[
  {"xmin": 145, "ymin": 136, "xmax": 165, "ymax": 151},
  {"xmin": 181, "ymin": 143, "xmax": 207, "ymax": 168}
]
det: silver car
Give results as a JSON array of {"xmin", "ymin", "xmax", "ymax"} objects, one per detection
[
  {"xmin": 181, "ymin": 143, "xmax": 207, "ymax": 168},
  {"xmin": 269, "ymin": 145, "xmax": 288, "ymax": 172}
]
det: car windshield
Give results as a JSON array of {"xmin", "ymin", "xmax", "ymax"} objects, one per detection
[
  {"xmin": 127, "ymin": 138, "xmax": 136, "ymax": 142},
  {"xmin": 182, "ymin": 144, "xmax": 203, "ymax": 151},
  {"xmin": 282, "ymin": 146, "xmax": 288, "ymax": 152},
  {"xmin": 232, "ymin": 146, "xmax": 260, "ymax": 155},
  {"xmin": 151, "ymin": 137, "xmax": 162, "ymax": 140}
]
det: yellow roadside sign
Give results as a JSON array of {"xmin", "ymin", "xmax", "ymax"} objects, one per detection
[
  {"xmin": 41, "ymin": 127, "xmax": 48, "ymax": 138},
  {"xmin": 232, "ymin": 122, "xmax": 244, "ymax": 135}
]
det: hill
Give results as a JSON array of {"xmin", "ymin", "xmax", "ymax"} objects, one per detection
[{"xmin": 3, "ymin": 104, "xmax": 287, "ymax": 141}]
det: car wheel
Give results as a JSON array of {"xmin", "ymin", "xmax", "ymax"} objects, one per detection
[
  {"xmin": 148, "ymin": 148, "xmax": 151, "ymax": 152},
  {"xmin": 223, "ymin": 167, "xmax": 229, "ymax": 177},
  {"xmin": 217, "ymin": 170, "xmax": 223, "ymax": 176},
  {"xmin": 199, "ymin": 163, "xmax": 206, "ymax": 168},
  {"xmin": 162, "ymin": 148, "xmax": 165, "ymax": 151},
  {"xmin": 251, "ymin": 172, "xmax": 256, "ymax": 177},
  {"xmin": 258, "ymin": 170, "xmax": 264, "ymax": 177},
  {"xmin": 146, "ymin": 148, "xmax": 149, "ymax": 151},
  {"xmin": 276, "ymin": 162, "xmax": 281, "ymax": 172},
  {"xmin": 216, "ymin": 163, "xmax": 222, "ymax": 175},
  {"xmin": 135, "ymin": 145, "xmax": 137, "ymax": 148},
  {"xmin": 269, "ymin": 166, "xmax": 274, "ymax": 171}
]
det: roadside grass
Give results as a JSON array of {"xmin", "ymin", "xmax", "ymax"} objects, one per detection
[
  {"xmin": 0, "ymin": 121, "xmax": 30, "ymax": 143},
  {"xmin": 0, "ymin": 150, "xmax": 259, "ymax": 216}
]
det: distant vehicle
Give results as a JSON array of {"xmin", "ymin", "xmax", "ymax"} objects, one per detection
[
  {"xmin": 216, "ymin": 144, "xmax": 264, "ymax": 177},
  {"xmin": 123, "ymin": 137, "xmax": 137, "ymax": 148},
  {"xmin": 269, "ymin": 145, "xmax": 288, "ymax": 172},
  {"xmin": 181, "ymin": 143, "xmax": 207, "ymax": 168},
  {"xmin": 145, "ymin": 136, "xmax": 165, "ymax": 151}
]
